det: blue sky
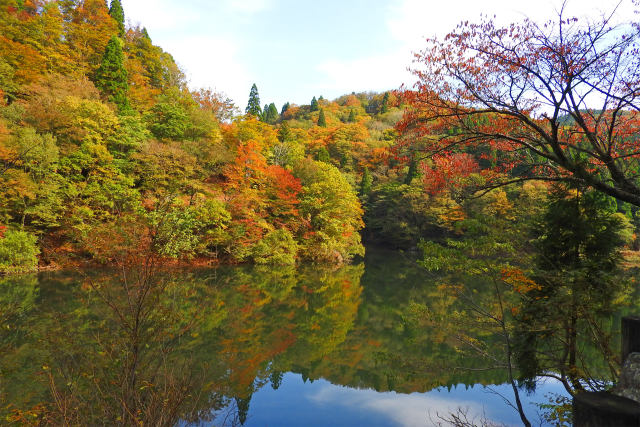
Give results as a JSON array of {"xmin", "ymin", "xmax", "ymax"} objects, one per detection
[{"xmin": 124, "ymin": 0, "xmax": 635, "ymax": 112}]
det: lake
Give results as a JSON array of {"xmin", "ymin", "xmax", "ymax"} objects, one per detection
[{"xmin": 1, "ymin": 246, "xmax": 618, "ymax": 426}]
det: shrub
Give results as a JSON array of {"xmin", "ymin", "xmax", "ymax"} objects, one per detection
[
  {"xmin": 251, "ymin": 228, "xmax": 298, "ymax": 265},
  {"xmin": 0, "ymin": 229, "xmax": 39, "ymax": 273}
]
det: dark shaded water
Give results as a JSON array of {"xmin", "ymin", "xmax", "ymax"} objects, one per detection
[{"xmin": 0, "ymin": 247, "xmax": 601, "ymax": 426}]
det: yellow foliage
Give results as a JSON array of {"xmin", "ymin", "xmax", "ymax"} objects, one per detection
[{"xmin": 482, "ymin": 189, "xmax": 514, "ymax": 219}]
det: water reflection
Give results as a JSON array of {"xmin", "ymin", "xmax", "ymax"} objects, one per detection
[
  {"xmin": 0, "ymin": 262, "xmax": 365, "ymax": 425},
  {"xmin": 241, "ymin": 373, "xmax": 567, "ymax": 427},
  {"xmin": 0, "ymin": 249, "xmax": 599, "ymax": 425}
]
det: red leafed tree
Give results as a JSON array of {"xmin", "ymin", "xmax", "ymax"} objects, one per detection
[
  {"xmin": 224, "ymin": 141, "xmax": 269, "ymax": 245},
  {"xmin": 398, "ymin": 5, "xmax": 640, "ymax": 206},
  {"xmin": 263, "ymin": 165, "xmax": 303, "ymax": 231},
  {"xmin": 422, "ymin": 153, "xmax": 479, "ymax": 195},
  {"xmin": 224, "ymin": 141, "xmax": 303, "ymax": 242}
]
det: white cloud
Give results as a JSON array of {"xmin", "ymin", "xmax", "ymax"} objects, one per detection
[
  {"xmin": 316, "ymin": 52, "xmax": 414, "ymax": 94},
  {"xmin": 158, "ymin": 35, "xmax": 251, "ymax": 106},
  {"xmin": 123, "ymin": 1, "xmax": 253, "ymax": 106},
  {"xmin": 308, "ymin": 385, "xmax": 494, "ymax": 427}
]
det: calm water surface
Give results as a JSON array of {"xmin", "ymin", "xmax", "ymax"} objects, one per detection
[{"xmin": 1, "ymin": 247, "xmax": 574, "ymax": 425}]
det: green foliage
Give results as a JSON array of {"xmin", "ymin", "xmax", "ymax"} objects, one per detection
[
  {"xmin": 404, "ymin": 156, "xmax": 418, "ymax": 185},
  {"xmin": 262, "ymin": 102, "xmax": 279, "ymax": 124},
  {"xmin": 347, "ymin": 109, "xmax": 356, "ymax": 123},
  {"xmin": 245, "ymin": 83, "xmax": 262, "ymax": 116},
  {"xmin": 315, "ymin": 147, "xmax": 330, "ymax": 163},
  {"xmin": 317, "ymin": 109, "xmax": 326, "ymax": 127},
  {"xmin": 146, "ymin": 97, "xmax": 190, "ymax": 140},
  {"xmin": 147, "ymin": 202, "xmax": 201, "ymax": 258},
  {"xmin": 294, "ymin": 159, "xmax": 364, "ymax": 263},
  {"xmin": 310, "ymin": 96, "xmax": 319, "ymax": 112},
  {"xmin": 108, "ymin": 0, "xmax": 125, "ymax": 37},
  {"xmin": 270, "ymin": 141, "xmax": 303, "ymax": 168},
  {"xmin": 536, "ymin": 187, "xmax": 631, "ymax": 281},
  {"xmin": 94, "ymin": 36, "xmax": 130, "ymax": 112},
  {"xmin": 192, "ymin": 199, "xmax": 232, "ymax": 257},
  {"xmin": 0, "ymin": 58, "xmax": 18, "ymax": 102},
  {"xmin": 365, "ymin": 182, "xmax": 444, "ymax": 248},
  {"xmin": 251, "ymin": 228, "xmax": 298, "ymax": 265},
  {"xmin": 107, "ymin": 113, "xmax": 149, "ymax": 159},
  {"xmin": 358, "ymin": 167, "xmax": 372, "ymax": 200},
  {"xmin": 537, "ymin": 394, "xmax": 572, "ymax": 427},
  {"xmin": 277, "ymin": 121, "xmax": 292, "ymax": 142},
  {"xmin": 380, "ymin": 92, "xmax": 390, "ymax": 114},
  {"xmin": 9, "ymin": 127, "xmax": 59, "ymax": 176},
  {"xmin": 0, "ymin": 229, "xmax": 39, "ymax": 273},
  {"xmin": 515, "ymin": 186, "xmax": 633, "ymax": 393}
]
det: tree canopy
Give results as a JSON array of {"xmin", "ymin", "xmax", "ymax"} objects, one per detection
[{"xmin": 398, "ymin": 7, "xmax": 640, "ymax": 206}]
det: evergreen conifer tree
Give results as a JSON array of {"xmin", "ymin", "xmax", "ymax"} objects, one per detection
[
  {"xmin": 359, "ymin": 167, "xmax": 372, "ymax": 198},
  {"xmin": 317, "ymin": 109, "xmax": 326, "ymax": 127},
  {"xmin": 94, "ymin": 35, "xmax": 130, "ymax": 112},
  {"xmin": 310, "ymin": 96, "xmax": 319, "ymax": 112},
  {"xmin": 348, "ymin": 109, "xmax": 356, "ymax": 122},
  {"xmin": 278, "ymin": 121, "xmax": 292, "ymax": 142},
  {"xmin": 109, "ymin": 0, "xmax": 125, "ymax": 37},
  {"xmin": 281, "ymin": 102, "xmax": 290, "ymax": 115},
  {"xmin": 262, "ymin": 103, "xmax": 278, "ymax": 124},
  {"xmin": 514, "ymin": 186, "xmax": 631, "ymax": 392},
  {"xmin": 245, "ymin": 84, "xmax": 262, "ymax": 116},
  {"xmin": 404, "ymin": 156, "xmax": 418, "ymax": 185},
  {"xmin": 380, "ymin": 92, "xmax": 390, "ymax": 114}
]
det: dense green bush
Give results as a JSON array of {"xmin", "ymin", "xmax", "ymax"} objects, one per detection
[
  {"xmin": 0, "ymin": 230, "xmax": 39, "ymax": 273},
  {"xmin": 251, "ymin": 228, "xmax": 298, "ymax": 265}
]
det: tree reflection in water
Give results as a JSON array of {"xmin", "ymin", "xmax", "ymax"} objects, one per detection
[
  {"xmin": 2, "ymin": 247, "xmax": 633, "ymax": 425},
  {"xmin": 0, "ymin": 262, "xmax": 364, "ymax": 426}
]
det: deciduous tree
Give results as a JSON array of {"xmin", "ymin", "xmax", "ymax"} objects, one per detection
[{"xmin": 399, "ymin": 7, "xmax": 640, "ymax": 206}]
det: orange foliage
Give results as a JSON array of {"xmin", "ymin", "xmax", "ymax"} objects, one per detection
[
  {"xmin": 224, "ymin": 141, "xmax": 304, "ymax": 244},
  {"xmin": 68, "ymin": 0, "xmax": 118, "ymax": 75},
  {"xmin": 125, "ymin": 56, "xmax": 160, "ymax": 110},
  {"xmin": 192, "ymin": 88, "xmax": 238, "ymax": 122},
  {"xmin": 0, "ymin": 35, "xmax": 46, "ymax": 87},
  {"xmin": 343, "ymin": 95, "xmax": 360, "ymax": 107},
  {"xmin": 281, "ymin": 105, "xmax": 300, "ymax": 120},
  {"xmin": 501, "ymin": 267, "xmax": 542, "ymax": 294},
  {"xmin": 422, "ymin": 153, "xmax": 478, "ymax": 195}
]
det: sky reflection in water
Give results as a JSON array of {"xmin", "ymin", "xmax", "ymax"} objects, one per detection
[{"xmin": 235, "ymin": 373, "xmax": 568, "ymax": 427}]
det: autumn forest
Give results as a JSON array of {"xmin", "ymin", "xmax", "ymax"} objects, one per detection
[{"xmin": 2, "ymin": 0, "xmax": 640, "ymax": 425}]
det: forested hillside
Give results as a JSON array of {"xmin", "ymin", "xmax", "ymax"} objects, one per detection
[
  {"xmin": 3, "ymin": 2, "xmax": 640, "ymax": 424},
  {"xmin": 0, "ymin": 0, "xmax": 406, "ymax": 272},
  {"xmin": 2, "ymin": 0, "xmax": 640, "ymax": 277}
]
